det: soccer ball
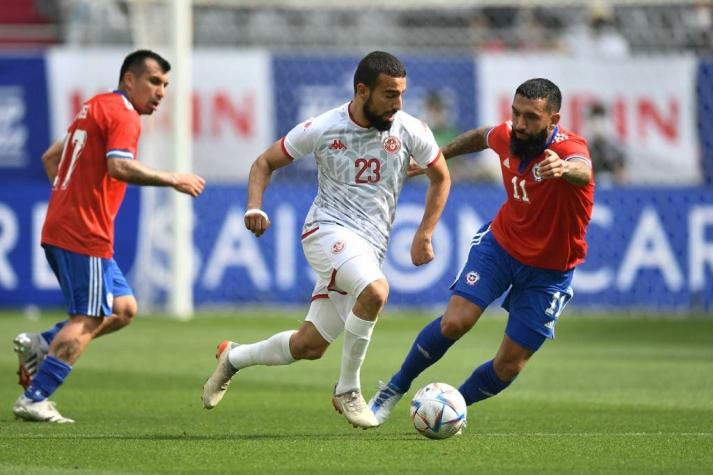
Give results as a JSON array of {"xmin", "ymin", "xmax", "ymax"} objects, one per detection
[{"xmin": 410, "ymin": 382, "xmax": 467, "ymax": 439}]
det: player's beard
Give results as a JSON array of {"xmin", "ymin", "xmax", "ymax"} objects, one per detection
[
  {"xmin": 363, "ymin": 97, "xmax": 395, "ymax": 132},
  {"xmin": 510, "ymin": 127, "xmax": 549, "ymax": 160}
]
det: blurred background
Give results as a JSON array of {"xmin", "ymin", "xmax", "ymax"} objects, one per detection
[{"xmin": 1, "ymin": 0, "xmax": 712, "ymax": 316}]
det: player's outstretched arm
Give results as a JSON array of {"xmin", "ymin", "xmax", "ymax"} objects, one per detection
[
  {"xmin": 41, "ymin": 138, "xmax": 66, "ymax": 183},
  {"xmin": 407, "ymin": 126, "xmax": 492, "ymax": 178},
  {"xmin": 107, "ymin": 158, "xmax": 206, "ymax": 197},
  {"xmin": 244, "ymin": 140, "xmax": 293, "ymax": 238},
  {"xmin": 411, "ymin": 153, "xmax": 450, "ymax": 266},
  {"xmin": 441, "ymin": 126, "xmax": 491, "ymax": 160}
]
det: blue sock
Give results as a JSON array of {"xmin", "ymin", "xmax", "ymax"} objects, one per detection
[
  {"xmin": 24, "ymin": 356, "xmax": 72, "ymax": 402},
  {"xmin": 41, "ymin": 321, "xmax": 67, "ymax": 345},
  {"xmin": 388, "ymin": 316, "xmax": 457, "ymax": 393},
  {"xmin": 459, "ymin": 359, "xmax": 512, "ymax": 405}
]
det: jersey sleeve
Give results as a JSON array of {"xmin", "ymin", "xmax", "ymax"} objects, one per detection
[
  {"xmin": 486, "ymin": 122, "xmax": 510, "ymax": 156},
  {"xmin": 555, "ymin": 136, "xmax": 591, "ymax": 166},
  {"xmin": 105, "ymin": 109, "xmax": 140, "ymax": 160},
  {"xmin": 282, "ymin": 118, "xmax": 320, "ymax": 161},
  {"xmin": 409, "ymin": 120, "xmax": 441, "ymax": 168}
]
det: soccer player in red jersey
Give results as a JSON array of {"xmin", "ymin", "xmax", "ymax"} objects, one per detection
[
  {"xmin": 13, "ymin": 50, "xmax": 205, "ymax": 423},
  {"xmin": 369, "ymin": 78, "xmax": 594, "ymax": 424}
]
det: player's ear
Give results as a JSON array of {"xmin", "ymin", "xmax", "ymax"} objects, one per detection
[
  {"xmin": 550, "ymin": 111, "xmax": 561, "ymax": 127},
  {"xmin": 356, "ymin": 82, "xmax": 370, "ymax": 100},
  {"xmin": 122, "ymin": 71, "xmax": 136, "ymax": 91}
]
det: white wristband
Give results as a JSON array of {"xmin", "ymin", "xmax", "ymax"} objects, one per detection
[{"xmin": 244, "ymin": 208, "xmax": 269, "ymax": 221}]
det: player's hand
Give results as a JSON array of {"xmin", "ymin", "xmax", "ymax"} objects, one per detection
[
  {"xmin": 173, "ymin": 173, "xmax": 206, "ymax": 197},
  {"xmin": 244, "ymin": 209, "xmax": 271, "ymax": 237},
  {"xmin": 535, "ymin": 149, "xmax": 569, "ymax": 180},
  {"xmin": 407, "ymin": 157, "xmax": 426, "ymax": 178},
  {"xmin": 410, "ymin": 231, "xmax": 434, "ymax": 266}
]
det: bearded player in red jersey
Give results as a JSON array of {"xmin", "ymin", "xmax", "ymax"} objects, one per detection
[
  {"xmin": 12, "ymin": 50, "xmax": 205, "ymax": 423},
  {"xmin": 369, "ymin": 78, "xmax": 594, "ymax": 424}
]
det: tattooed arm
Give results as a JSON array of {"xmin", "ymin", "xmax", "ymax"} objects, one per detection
[{"xmin": 440, "ymin": 126, "xmax": 492, "ymax": 160}]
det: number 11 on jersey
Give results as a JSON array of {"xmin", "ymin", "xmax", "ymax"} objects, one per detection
[{"xmin": 511, "ymin": 177, "xmax": 529, "ymax": 202}]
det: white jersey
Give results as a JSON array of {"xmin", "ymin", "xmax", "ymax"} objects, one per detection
[{"xmin": 282, "ymin": 102, "xmax": 441, "ymax": 261}]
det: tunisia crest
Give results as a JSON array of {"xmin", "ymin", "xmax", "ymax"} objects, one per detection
[{"xmin": 383, "ymin": 136, "xmax": 401, "ymax": 154}]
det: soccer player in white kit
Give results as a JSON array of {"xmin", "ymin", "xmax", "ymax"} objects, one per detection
[{"xmin": 202, "ymin": 51, "xmax": 451, "ymax": 429}]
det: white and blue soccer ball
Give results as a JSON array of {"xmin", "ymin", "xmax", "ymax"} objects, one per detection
[{"xmin": 410, "ymin": 382, "xmax": 467, "ymax": 439}]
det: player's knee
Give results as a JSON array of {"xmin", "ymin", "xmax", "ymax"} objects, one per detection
[
  {"xmin": 290, "ymin": 332, "xmax": 329, "ymax": 360},
  {"xmin": 358, "ymin": 279, "xmax": 389, "ymax": 313},
  {"xmin": 113, "ymin": 298, "xmax": 138, "ymax": 327},
  {"xmin": 440, "ymin": 315, "xmax": 473, "ymax": 339},
  {"xmin": 493, "ymin": 357, "xmax": 527, "ymax": 381},
  {"xmin": 292, "ymin": 341, "xmax": 327, "ymax": 360}
]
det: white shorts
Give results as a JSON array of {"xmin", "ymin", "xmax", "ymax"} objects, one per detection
[{"xmin": 301, "ymin": 224, "xmax": 385, "ymax": 342}]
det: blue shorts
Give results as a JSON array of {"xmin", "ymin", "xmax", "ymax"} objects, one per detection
[
  {"xmin": 449, "ymin": 223, "xmax": 574, "ymax": 351},
  {"xmin": 43, "ymin": 244, "xmax": 133, "ymax": 317}
]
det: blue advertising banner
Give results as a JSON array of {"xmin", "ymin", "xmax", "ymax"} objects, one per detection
[
  {"xmin": 0, "ymin": 183, "xmax": 139, "ymax": 307},
  {"xmin": 0, "ymin": 55, "xmax": 50, "ymax": 180},
  {"xmin": 190, "ymin": 184, "xmax": 713, "ymax": 312},
  {"xmin": 698, "ymin": 59, "xmax": 713, "ymax": 185},
  {"xmin": 2, "ymin": 183, "xmax": 712, "ymax": 312}
]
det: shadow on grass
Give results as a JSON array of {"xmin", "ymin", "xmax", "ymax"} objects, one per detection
[{"xmin": 1, "ymin": 432, "xmax": 421, "ymax": 441}]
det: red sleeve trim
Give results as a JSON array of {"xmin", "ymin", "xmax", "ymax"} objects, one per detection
[
  {"xmin": 311, "ymin": 294, "xmax": 329, "ymax": 302},
  {"xmin": 485, "ymin": 126, "xmax": 496, "ymax": 149},
  {"xmin": 426, "ymin": 151, "xmax": 443, "ymax": 168},
  {"xmin": 280, "ymin": 137, "xmax": 295, "ymax": 161}
]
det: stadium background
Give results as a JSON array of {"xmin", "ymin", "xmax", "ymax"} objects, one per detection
[{"xmin": 1, "ymin": 0, "xmax": 712, "ymax": 315}]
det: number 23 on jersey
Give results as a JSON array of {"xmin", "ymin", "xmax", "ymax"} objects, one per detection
[{"xmin": 355, "ymin": 158, "xmax": 381, "ymax": 184}]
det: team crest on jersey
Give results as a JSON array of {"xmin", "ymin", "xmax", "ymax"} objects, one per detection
[
  {"xmin": 465, "ymin": 271, "xmax": 480, "ymax": 286},
  {"xmin": 532, "ymin": 162, "xmax": 544, "ymax": 182},
  {"xmin": 303, "ymin": 120, "xmax": 312, "ymax": 130},
  {"xmin": 553, "ymin": 132, "xmax": 568, "ymax": 143},
  {"xmin": 383, "ymin": 136, "xmax": 401, "ymax": 154},
  {"xmin": 331, "ymin": 240, "xmax": 346, "ymax": 254}
]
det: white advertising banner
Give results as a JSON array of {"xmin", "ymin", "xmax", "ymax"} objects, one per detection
[
  {"xmin": 479, "ymin": 54, "xmax": 699, "ymax": 184},
  {"xmin": 46, "ymin": 47, "xmax": 273, "ymax": 182}
]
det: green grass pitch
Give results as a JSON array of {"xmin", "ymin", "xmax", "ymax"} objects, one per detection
[{"xmin": 1, "ymin": 310, "xmax": 711, "ymax": 474}]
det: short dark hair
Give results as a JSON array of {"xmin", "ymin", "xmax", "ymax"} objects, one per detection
[
  {"xmin": 353, "ymin": 51, "xmax": 406, "ymax": 94},
  {"xmin": 119, "ymin": 50, "xmax": 171, "ymax": 84},
  {"xmin": 515, "ymin": 78, "xmax": 562, "ymax": 112}
]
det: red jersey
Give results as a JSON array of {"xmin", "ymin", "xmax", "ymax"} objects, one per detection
[
  {"xmin": 42, "ymin": 91, "xmax": 141, "ymax": 258},
  {"xmin": 488, "ymin": 121, "xmax": 594, "ymax": 271}
]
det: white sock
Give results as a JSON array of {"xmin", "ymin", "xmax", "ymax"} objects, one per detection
[
  {"xmin": 335, "ymin": 312, "xmax": 376, "ymax": 394},
  {"xmin": 228, "ymin": 330, "xmax": 296, "ymax": 370}
]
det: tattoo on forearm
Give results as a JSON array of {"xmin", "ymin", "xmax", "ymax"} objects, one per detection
[{"xmin": 442, "ymin": 127, "xmax": 488, "ymax": 159}]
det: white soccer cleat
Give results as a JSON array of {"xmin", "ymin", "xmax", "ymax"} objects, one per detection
[
  {"xmin": 13, "ymin": 333, "xmax": 48, "ymax": 389},
  {"xmin": 202, "ymin": 340, "xmax": 239, "ymax": 409},
  {"xmin": 332, "ymin": 388, "xmax": 379, "ymax": 429},
  {"xmin": 13, "ymin": 395, "xmax": 74, "ymax": 424},
  {"xmin": 368, "ymin": 381, "xmax": 404, "ymax": 425}
]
